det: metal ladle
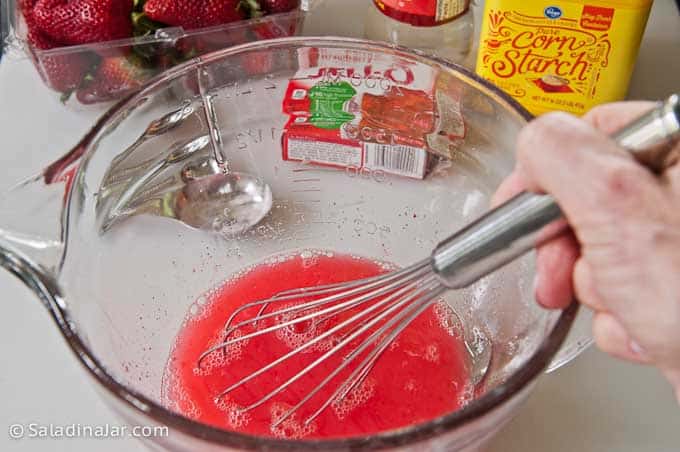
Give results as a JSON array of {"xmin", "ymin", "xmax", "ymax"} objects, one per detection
[
  {"xmin": 99, "ymin": 133, "xmax": 273, "ymax": 236},
  {"xmin": 188, "ymin": 80, "xmax": 274, "ymax": 236},
  {"xmin": 101, "ymin": 85, "xmax": 274, "ymax": 235}
]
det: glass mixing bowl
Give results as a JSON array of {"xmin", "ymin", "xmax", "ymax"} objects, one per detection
[{"xmin": 0, "ymin": 37, "xmax": 587, "ymax": 451}]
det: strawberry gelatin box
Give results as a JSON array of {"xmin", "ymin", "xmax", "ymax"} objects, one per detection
[
  {"xmin": 281, "ymin": 48, "xmax": 434, "ymax": 179},
  {"xmin": 281, "ymin": 48, "xmax": 466, "ymax": 179}
]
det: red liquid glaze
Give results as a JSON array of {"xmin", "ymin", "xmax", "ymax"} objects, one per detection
[{"xmin": 163, "ymin": 251, "xmax": 471, "ymax": 439}]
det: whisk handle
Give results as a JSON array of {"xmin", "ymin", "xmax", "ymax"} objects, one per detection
[{"xmin": 433, "ymin": 94, "xmax": 680, "ymax": 289}]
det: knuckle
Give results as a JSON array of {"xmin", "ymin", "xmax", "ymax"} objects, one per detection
[
  {"xmin": 516, "ymin": 112, "xmax": 581, "ymax": 163},
  {"xmin": 584, "ymin": 101, "xmax": 658, "ymax": 133},
  {"xmin": 585, "ymin": 242, "xmax": 631, "ymax": 279},
  {"xmin": 599, "ymin": 161, "xmax": 642, "ymax": 200},
  {"xmin": 636, "ymin": 222, "xmax": 672, "ymax": 248},
  {"xmin": 515, "ymin": 124, "xmax": 537, "ymax": 164},
  {"xmin": 582, "ymin": 104, "xmax": 611, "ymax": 127}
]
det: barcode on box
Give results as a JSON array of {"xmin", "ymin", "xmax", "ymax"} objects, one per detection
[{"xmin": 364, "ymin": 143, "xmax": 427, "ymax": 178}]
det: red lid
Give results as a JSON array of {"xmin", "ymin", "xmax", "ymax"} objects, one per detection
[{"xmin": 373, "ymin": 0, "xmax": 470, "ymax": 27}]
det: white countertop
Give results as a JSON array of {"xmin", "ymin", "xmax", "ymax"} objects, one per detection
[{"xmin": 0, "ymin": 1, "xmax": 678, "ymax": 451}]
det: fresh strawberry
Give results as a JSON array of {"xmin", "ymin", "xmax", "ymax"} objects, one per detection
[
  {"xmin": 259, "ymin": 0, "xmax": 298, "ymax": 14},
  {"xmin": 239, "ymin": 0, "xmax": 299, "ymax": 39},
  {"xmin": 34, "ymin": 42, "xmax": 93, "ymax": 94},
  {"xmin": 19, "ymin": 0, "xmax": 38, "ymax": 16},
  {"xmin": 241, "ymin": 50, "xmax": 273, "ymax": 75},
  {"xmin": 250, "ymin": 16, "xmax": 299, "ymax": 40},
  {"xmin": 33, "ymin": 0, "xmax": 133, "ymax": 46},
  {"xmin": 76, "ymin": 54, "xmax": 154, "ymax": 104},
  {"xmin": 143, "ymin": 0, "xmax": 245, "ymax": 30},
  {"xmin": 20, "ymin": 0, "xmax": 94, "ymax": 95},
  {"xmin": 19, "ymin": 0, "xmax": 47, "ymax": 41},
  {"xmin": 240, "ymin": 0, "xmax": 297, "ymax": 17}
]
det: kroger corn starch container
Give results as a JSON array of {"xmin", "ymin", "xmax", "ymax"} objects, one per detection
[{"xmin": 476, "ymin": 0, "xmax": 652, "ymax": 115}]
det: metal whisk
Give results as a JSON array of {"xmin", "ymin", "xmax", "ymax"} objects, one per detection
[{"xmin": 198, "ymin": 95, "xmax": 680, "ymax": 427}]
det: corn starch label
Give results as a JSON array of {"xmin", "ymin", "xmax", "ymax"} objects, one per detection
[
  {"xmin": 476, "ymin": 0, "xmax": 652, "ymax": 116},
  {"xmin": 373, "ymin": 0, "xmax": 471, "ymax": 26}
]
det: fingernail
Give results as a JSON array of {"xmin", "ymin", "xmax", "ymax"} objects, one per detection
[{"xmin": 629, "ymin": 340, "xmax": 647, "ymax": 356}]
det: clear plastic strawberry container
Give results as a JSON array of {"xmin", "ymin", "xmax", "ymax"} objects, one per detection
[{"xmin": 1, "ymin": 0, "xmax": 318, "ymax": 105}]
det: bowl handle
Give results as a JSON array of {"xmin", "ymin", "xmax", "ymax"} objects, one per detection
[
  {"xmin": 0, "ymin": 132, "xmax": 87, "ymax": 273},
  {"xmin": 0, "ymin": 178, "xmax": 66, "ymax": 274},
  {"xmin": 0, "ymin": 87, "xmax": 108, "ymax": 270},
  {"xmin": 0, "ymin": 170, "xmax": 69, "ymax": 318},
  {"xmin": 0, "ymin": 204, "xmax": 70, "ymax": 360}
]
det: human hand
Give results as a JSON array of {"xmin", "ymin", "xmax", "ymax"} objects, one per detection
[{"xmin": 493, "ymin": 101, "xmax": 680, "ymax": 402}]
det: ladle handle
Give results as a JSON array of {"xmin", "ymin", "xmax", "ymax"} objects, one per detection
[{"xmin": 433, "ymin": 94, "xmax": 680, "ymax": 288}]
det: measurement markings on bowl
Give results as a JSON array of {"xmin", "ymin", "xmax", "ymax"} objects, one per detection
[
  {"xmin": 234, "ymin": 127, "xmax": 282, "ymax": 150},
  {"xmin": 287, "ymin": 162, "xmax": 339, "ymax": 239},
  {"xmin": 221, "ymin": 78, "xmax": 279, "ymax": 99}
]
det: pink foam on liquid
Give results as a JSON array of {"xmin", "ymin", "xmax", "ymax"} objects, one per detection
[{"xmin": 163, "ymin": 251, "xmax": 470, "ymax": 439}]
